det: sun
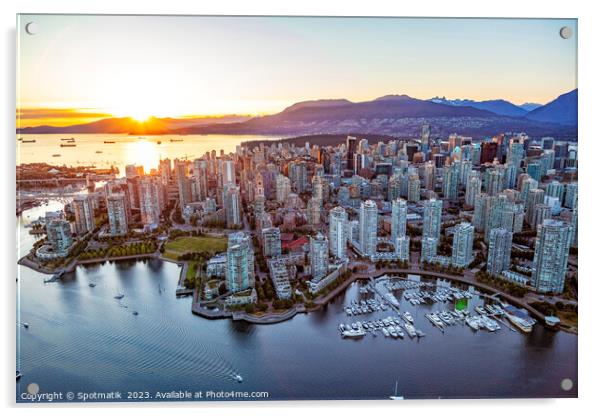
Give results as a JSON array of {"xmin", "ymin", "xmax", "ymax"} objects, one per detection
[{"xmin": 130, "ymin": 112, "xmax": 153, "ymax": 123}]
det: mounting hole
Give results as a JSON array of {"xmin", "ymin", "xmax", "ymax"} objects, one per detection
[
  {"xmin": 560, "ymin": 378, "xmax": 574, "ymax": 391},
  {"xmin": 25, "ymin": 22, "xmax": 38, "ymax": 35},
  {"xmin": 559, "ymin": 26, "xmax": 572, "ymax": 40},
  {"xmin": 27, "ymin": 383, "xmax": 40, "ymax": 394}
]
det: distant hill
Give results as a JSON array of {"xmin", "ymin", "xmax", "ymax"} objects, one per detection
[
  {"xmin": 177, "ymin": 94, "xmax": 576, "ymax": 139},
  {"xmin": 17, "ymin": 114, "xmax": 252, "ymax": 135},
  {"xmin": 519, "ymin": 102, "xmax": 543, "ymax": 112},
  {"xmin": 430, "ymin": 97, "xmax": 527, "ymax": 117},
  {"xmin": 281, "ymin": 99, "xmax": 353, "ymax": 113},
  {"xmin": 18, "ymin": 92, "xmax": 577, "ymax": 139},
  {"xmin": 525, "ymin": 89, "xmax": 577, "ymax": 126}
]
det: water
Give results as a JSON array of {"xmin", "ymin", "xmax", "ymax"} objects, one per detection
[
  {"xmin": 17, "ymin": 134, "xmax": 280, "ymax": 175},
  {"xmin": 16, "ymin": 203, "xmax": 577, "ymax": 401}
]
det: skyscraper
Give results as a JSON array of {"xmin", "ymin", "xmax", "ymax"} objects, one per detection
[
  {"xmin": 421, "ymin": 237, "xmax": 438, "ymax": 263},
  {"xmin": 527, "ymin": 161, "xmax": 542, "ymax": 182},
  {"xmin": 72, "ymin": 195, "xmax": 95, "ymax": 235},
  {"xmin": 175, "ymin": 160, "xmax": 192, "ymax": 208},
  {"xmin": 329, "ymin": 206, "xmax": 348, "ymax": 259},
  {"xmin": 508, "ymin": 140, "xmax": 524, "ymax": 168},
  {"xmin": 486, "ymin": 228, "xmax": 513, "ymax": 275},
  {"xmin": 289, "ymin": 161, "xmax": 308, "ymax": 194},
  {"xmin": 526, "ymin": 188, "xmax": 545, "ymax": 226},
  {"xmin": 395, "ymin": 236, "xmax": 410, "ymax": 262},
  {"xmin": 192, "ymin": 158, "xmax": 208, "ymax": 201},
  {"xmin": 226, "ymin": 243, "xmax": 253, "ymax": 293},
  {"xmin": 262, "ymin": 227, "xmax": 281, "ymax": 258},
  {"xmin": 420, "ymin": 124, "xmax": 431, "ymax": 153},
  {"xmin": 465, "ymin": 172, "xmax": 482, "ymax": 207},
  {"xmin": 346, "ymin": 136, "xmax": 357, "ymax": 170},
  {"xmin": 532, "ymin": 204, "xmax": 551, "ymax": 230},
  {"xmin": 391, "ymin": 198, "xmax": 407, "ymax": 242},
  {"xmin": 451, "ymin": 222, "xmax": 474, "ymax": 267},
  {"xmin": 138, "ymin": 177, "xmax": 162, "ymax": 227},
  {"xmin": 545, "ymin": 180, "xmax": 565, "ymax": 201},
  {"xmin": 422, "ymin": 198, "xmax": 442, "ymax": 242},
  {"xmin": 532, "ymin": 219, "xmax": 572, "ymax": 294},
  {"xmin": 276, "ymin": 174, "xmax": 291, "ymax": 202},
  {"xmin": 443, "ymin": 163, "xmax": 459, "ymax": 199},
  {"xmin": 106, "ymin": 193, "xmax": 129, "ymax": 236},
  {"xmin": 564, "ymin": 182, "xmax": 578, "ymax": 209},
  {"xmin": 221, "ymin": 159, "xmax": 236, "ymax": 186},
  {"xmin": 519, "ymin": 177, "xmax": 538, "ymax": 203},
  {"xmin": 484, "ymin": 168, "xmax": 504, "ymax": 196},
  {"xmin": 223, "ymin": 184, "xmax": 242, "ymax": 228},
  {"xmin": 310, "ymin": 233, "xmax": 329, "ymax": 280},
  {"xmin": 407, "ymin": 174, "xmax": 421, "ymax": 202},
  {"xmin": 359, "ymin": 199, "xmax": 378, "ymax": 256},
  {"xmin": 306, "ymin": 197, "xmax": 322, "ymax": 225},
  {"xmin": 226, "ymin": 232, "xmax": 255, "ymax": 292}
]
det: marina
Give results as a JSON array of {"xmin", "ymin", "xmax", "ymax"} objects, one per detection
[{"xmin": 338, "ymin": 275, "xmax": 535, "ymax": 341}]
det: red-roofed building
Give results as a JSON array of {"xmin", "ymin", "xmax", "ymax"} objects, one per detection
[{"xmin": 282, "ymin": 236, "xmax": 309, "ymax": 253}]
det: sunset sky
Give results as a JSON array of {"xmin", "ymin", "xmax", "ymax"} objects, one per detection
[{"xmin": 17, "ymin": 15, "xmax": 577, "ymax": 127}]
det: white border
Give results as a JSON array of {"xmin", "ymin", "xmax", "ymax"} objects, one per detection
[{"xmin": 2, "ymin": 0, "xmax": 600, "ymax": 414}]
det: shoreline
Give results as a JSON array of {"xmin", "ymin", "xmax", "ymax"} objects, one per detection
[{"xmin": 19, "ymin": 255, "xmax": 577, "ymax": 334}]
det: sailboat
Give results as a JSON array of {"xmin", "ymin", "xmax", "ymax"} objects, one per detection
[{"xmin": 389, "ymin": 380, "xmax": 404, "ymax": 400}]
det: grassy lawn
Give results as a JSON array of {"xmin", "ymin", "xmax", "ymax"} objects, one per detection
[
  {"xmin": 186, "ymin": 261, "xmax": 199, "ymax": 280},
  {"xmin": 163, "ymin": 236, "xmax": 227, "ymax": 260}
]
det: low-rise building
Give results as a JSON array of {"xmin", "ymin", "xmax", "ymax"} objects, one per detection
[
  {"xmin": 206, "ymin": 253, "xmax": 227, "ymax": 277},
  {"xmin": 224, "ymin": 288, "xmax": 257, "ymax": 306}
]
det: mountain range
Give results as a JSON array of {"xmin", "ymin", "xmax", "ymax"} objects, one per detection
[{"xmin": 17, "ymin": 89, "xmax": 577, "ymax": 139}]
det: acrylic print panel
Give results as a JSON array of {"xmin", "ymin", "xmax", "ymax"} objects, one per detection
[{"xmin": 16, "ymin": 14, "xmax": 578, "ymax": 403}]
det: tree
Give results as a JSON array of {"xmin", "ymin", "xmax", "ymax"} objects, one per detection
[{"xmin": 218, "ymin": 283, "xmax": 227, "ymax": 296}]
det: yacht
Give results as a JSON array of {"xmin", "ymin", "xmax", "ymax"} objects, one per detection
[
  {"xmin": 89, "ymin": 283, "xmax": 96, "ymax": 287},
  {"xmin": 389, "ymin": 381, "xmax": 404, "ymax": 400},
  {"xmin": 382, "ymin": 328, "xmax": 390, "ymax": 337},
  {"xmin": 132, "ymin": 311, "xmax": 139, "ymax": 316},
  {"xmin": 475, "ymin": 306, "xmax": 487, "ymax": 315},
  {"xmin": 233, "ymin": 374, "xmax": 243, "ymax": 383},
  {"xmin": 114, "ymin": 294, "xmax": 125, "ymax": 299},
  {"xmin": 404, "ymin": 323, "xmax": 417, "ymax": 338},
  {"xmin": 466, "ymin": 316, "xmax": 481, "ymax": 331},
  {"xmin": 395, "ymin": 326, "xmax": 405, "ymax": 338},
  {"xmin": 342, "ymin": 328, "xmax": 367, "ymax": 338},
  {"xmin": 22, "ymin": 323, "xmax": 29, "ymax": 329},
  {"xmin": 16, "ymin": 371, "xmax": 22, "ymax": 381},
  {"xmin": 403, "ymin": 311, "xmax": 414, "ymax": 323},
  {"xmin": 480, "ymin": 316, "xmax": 498, "ymax": 332},
  {"xmin": 384, "ymin": 293, "xmax": 399, "ymax": 308}
]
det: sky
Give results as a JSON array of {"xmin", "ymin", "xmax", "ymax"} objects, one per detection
[{"xmin": 17, "ymin": 15, "xmax": 577, "ymax": 127}]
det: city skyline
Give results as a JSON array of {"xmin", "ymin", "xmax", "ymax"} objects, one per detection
[{"xmin": 17, "ymin": 15, "xmax": 576, "ymax": 126}]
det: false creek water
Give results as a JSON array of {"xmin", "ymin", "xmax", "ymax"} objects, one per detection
[{"xmin": 16, "ymin": 201, "xmax": 577, "ymax": 402}]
